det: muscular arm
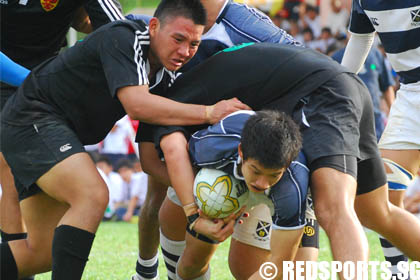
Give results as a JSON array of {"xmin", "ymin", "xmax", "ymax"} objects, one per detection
[
  {"xmin": 118, "ymin": 85, "xmax": 249, "ymax": 126},
  {"xmin": 160, "ymin": 132, "xmax": 196, "ymax": 207}
]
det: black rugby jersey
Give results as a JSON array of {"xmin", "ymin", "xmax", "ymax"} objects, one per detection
[
  {"xmin": 141, "ymin": 42, "xmax": 348, "ymax": 144},
  {"xmin": 0, "ymin": 0, "xmax": 123, "ymax": 70},
  {"xmin": 1, "ymin": 20, "xmax": 175, "ymax": 145}
]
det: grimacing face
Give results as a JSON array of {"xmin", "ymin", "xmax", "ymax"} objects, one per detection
[
  {"xmin": 238, "ymin": 144, "xmax": 286, "ymax": 193},
  {"xmin": 149, "ymin": 16, "xmax": 204, "ymax": 71}
]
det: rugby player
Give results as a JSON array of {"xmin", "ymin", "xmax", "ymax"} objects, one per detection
[
  {"xmin": 0, "ymin": 1, "xmax": 249, "ymax": 279},
  {"xmin": 143, "ymin": 42, "xmax": 420, "ymax": 278},
  {"xmin": 341, "ymin": 0, "xmax": 420, "ymax": 275}
]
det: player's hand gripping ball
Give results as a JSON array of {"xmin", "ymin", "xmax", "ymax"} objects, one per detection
[{"xmin": 193, "ymin": 168, "xmax": 249, "ymax": 219}]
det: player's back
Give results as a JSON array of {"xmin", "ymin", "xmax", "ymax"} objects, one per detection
[{"xmin": 170, "ymin": 42, "xmax": 346, "ymax": 115}]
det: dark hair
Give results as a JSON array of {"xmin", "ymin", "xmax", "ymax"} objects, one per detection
[
  {"xmin": 154, "ymin": 0, "xmax": 207, "ymax": 26},
  {"xmin": 241, "ymin": 110, "xmax": 302, "ymax": 169},
  {"xmin": 115, "ymin": 158, "xmax": 134, "ymax": 172},
  {"xmin": 96, "ymin": 154, "xmax": 112, "ymax": 166}
]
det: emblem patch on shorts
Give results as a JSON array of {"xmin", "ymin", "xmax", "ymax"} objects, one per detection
[
  {"xmin": 60, "ymin": 143, "xmax": 72, "ymax": 152},
  {"xmin": 255, "ymin": 220, "xmax": 271, "ymax": 238},
  {"xmin": 40, "ymin": 0, "xmax": 59, "ymax": 12}
]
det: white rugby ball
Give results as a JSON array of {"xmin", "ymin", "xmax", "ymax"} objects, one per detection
[{"xmin": 193, "ymin": 168, "xmax": 249, "ymax": 218}]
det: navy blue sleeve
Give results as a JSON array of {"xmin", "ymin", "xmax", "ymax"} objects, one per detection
[{"xmin": 348, "ymin": 0, "xmax": 375, "ymax": 34}]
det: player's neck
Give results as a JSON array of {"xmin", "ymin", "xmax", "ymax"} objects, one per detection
[{"xmin": 201, "ymin": 0, "xmax": 226, "ymax": 33}]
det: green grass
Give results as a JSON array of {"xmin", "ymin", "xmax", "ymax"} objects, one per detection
[{"xmin": 35, "ymin": 222, "xmax": 385, "ymax": 279}]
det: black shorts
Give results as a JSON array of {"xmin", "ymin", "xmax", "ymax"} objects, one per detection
[
  {"xmin": 297, "ymin": 73, "xmax": 387, "ymax": 194},
  {"xmin": 1, "ymin": 120, "xmax": 85, "ymax": 200},
  {"xmin": 0, "ymin": 85, "xmax": 17, "ymax": 152}
]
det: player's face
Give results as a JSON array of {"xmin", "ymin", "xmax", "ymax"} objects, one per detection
[
  {"xmin": 240, "ymin": 158, "xmax": 285, "ymax": 193},
  {"xmin": 149, "ymin": 16, "xmax": 203, "ymax": 71}
]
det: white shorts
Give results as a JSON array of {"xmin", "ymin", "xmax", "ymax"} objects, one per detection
[
  {"xmin": 233, "ymin": 190, "xmax": 315, "ymax": 251},
  {"xmin": 378, "ymin": 82, "xmax": 420, "ymax": 150}
]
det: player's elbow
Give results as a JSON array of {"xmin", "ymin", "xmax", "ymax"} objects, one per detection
[{"xmin": 160, "ymin": 132, "xmax": 188, "ymax": 163}]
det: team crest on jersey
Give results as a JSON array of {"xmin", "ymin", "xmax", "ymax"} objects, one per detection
[
  {"xmin": 41, "ymin": 0, "xmax": 59, "ymax": 11},
  {"xmin": 411, "ymin": 9, "xmax": 420, "ymax": 26},
  {"xmin": 255, "ymin": 221, "xmax": 271, "ymax": 238}
]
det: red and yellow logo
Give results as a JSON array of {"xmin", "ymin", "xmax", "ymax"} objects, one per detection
[{"xmin": 40, "ymin": 0, "xmax": 59, "ymax": 12}]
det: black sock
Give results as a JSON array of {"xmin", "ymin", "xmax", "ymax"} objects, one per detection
[
  {"xmin": 51, "ymin": 225, "xmax": 95, "ymax": 280},
  {"xmin": 0, "ymin": 229, "xmax": 27, "ymax": 242},
  {"xmin": 0, "ymin": 242, "xmax": 18, "ymax": 280}
]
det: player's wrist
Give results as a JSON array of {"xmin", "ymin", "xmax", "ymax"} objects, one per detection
[
  {"xmin": 183, "ymin": 202, "xmax": 199, "ymax": 217},
  {"xmin": 204, "ymin": 105, "xmax": 213, "ymax": 123}
]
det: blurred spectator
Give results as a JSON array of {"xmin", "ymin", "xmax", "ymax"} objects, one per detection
[
  {"xmin": 310, "ymin": 27, "xmax": 336, "ymax": 53},
  {"xmin": 332, "ymin": 46, "xmax": 395, "ymax": 141},
  {"xmin": 324, "ymin": 0, "xmax": 349, "ymax": 37},
  {"xmin": 101, "ymin": 115, "xmax": 137, "ymax": 168},
  {"xmin": 115, "ymin": 159, "xmax": 148, "ymax": 222},
  {"xmin": 301, "ymin": 27, "xmax": 317, "ymax": 49},
  {"xmin": 287, "ymin": 20, "xmax": 304, "ymax": 43},
  {"xmin": 299, "ymin": 3, "xmax": 321, "ymax": 39},
  {"xmin": 96, "ymin": 155, "xmax": 124, "ymax": 220},
  {"xmin": 283, "ymin": 0, "xmax": 304, "ymax": 22}
]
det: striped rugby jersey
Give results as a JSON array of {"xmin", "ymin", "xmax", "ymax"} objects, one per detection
[{"xmin": 349, "ymin": 0, "xmax": 420, "ymax": 84}]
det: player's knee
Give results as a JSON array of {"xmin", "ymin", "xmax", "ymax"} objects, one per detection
[
  {"xmin": 383, "ymin": 158, "xmax": 414, "ymax": 198},
  {"xmin": 160, "ymin": 132, "xmax": 188, "ymax": 161},
  {"xmin": 314, "ymin": 201, "xmax": 349, "ymax": 231},
  {"xmin": 179, "ymin": 257, "xmax": 207, "ymax": 277},
  {"xmin": 79, "ymin": 185, "xmax": 109, "ymax": 213}
]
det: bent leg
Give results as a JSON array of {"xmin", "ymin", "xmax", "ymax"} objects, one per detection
[
  {"xmin": 0, "ymin": 152, "xmax": 25, "ymax": 238},
  {"xmin": 355, "ymin": 185, "xmax": 420, "ymax": 261},
  {"xmin": 312, "ymin": 167, "xmax": 369, "ymax": 263},
  {"xmin": 380, "ymin": 149, "xmax": 419, "ymax": 274},
  {"xmin": 134, "ymin": 142, "xmax": 171, "ymax": 280},
  {"xmin": 7, "ymin": 191, "xmax": 68, "ymax": 278},
  {"xmin": 35, "ymin": 152, "xmax": 109, "ymax": 279},
  {"xmin": 159, "ymin": 197, "xmax": 188, "ymax": 280}
]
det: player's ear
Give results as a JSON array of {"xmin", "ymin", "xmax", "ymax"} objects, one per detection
[
  {"xmin": 148, "ymin": 17, "xmax": 160, "ymax": 37},
  {"xmin": 238, "ymin": 143, "xmax": 243, "ymax": 159}
]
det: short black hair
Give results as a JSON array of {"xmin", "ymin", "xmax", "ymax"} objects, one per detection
[
  {"xmin": 96, "ymin": 154, "xmax": 112, "ymax": 166},
  {"xmin": 115, "ymin": 158, "xmax": 134, "ymax": 172},
  {"xmin": 154, "ymin": 0, "xmax": 207, "ymax": 26},
  {"xmin": 241, "ymin": 110, "xmax": 302, "ymax": 169}
]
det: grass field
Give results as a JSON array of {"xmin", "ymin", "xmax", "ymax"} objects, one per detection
[{"xmin": 35, "ymin": 221, "xmax": 385, "ymax": 279}]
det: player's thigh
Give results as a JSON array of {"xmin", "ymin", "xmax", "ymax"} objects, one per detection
[
  {"xmin": 228, "ymin": 238, "xmax": 270, "ymax": 280},
  {"xmin": 36, "ymin": 152, "xmax": 108, "ymax": 207},
  {"xmin": 354, "ymin": 184, "xmax": 390, "ymax": 230},
  {"xmin": 159, "ymin": 195, "xmax": 187, "ymax": 241},
  {"xmin": 10, "ymin": 191, "xmax": 68, "ymax": 273},
  {"xmin": 381, "ymin": 149, "xmax": 420, "ymax": 177}
]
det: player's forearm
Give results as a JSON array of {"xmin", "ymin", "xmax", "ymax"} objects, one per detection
[
  {"xmin": 160, "ymin": 133, "xmax": 197, "ymax": 213},
  {"xmin": 129, "ymin": 91, "xmax": 208, "ymax": 126},
  {"xmin": 341, "ymin": 32, "xmax": 375, "ymax": 74}
]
